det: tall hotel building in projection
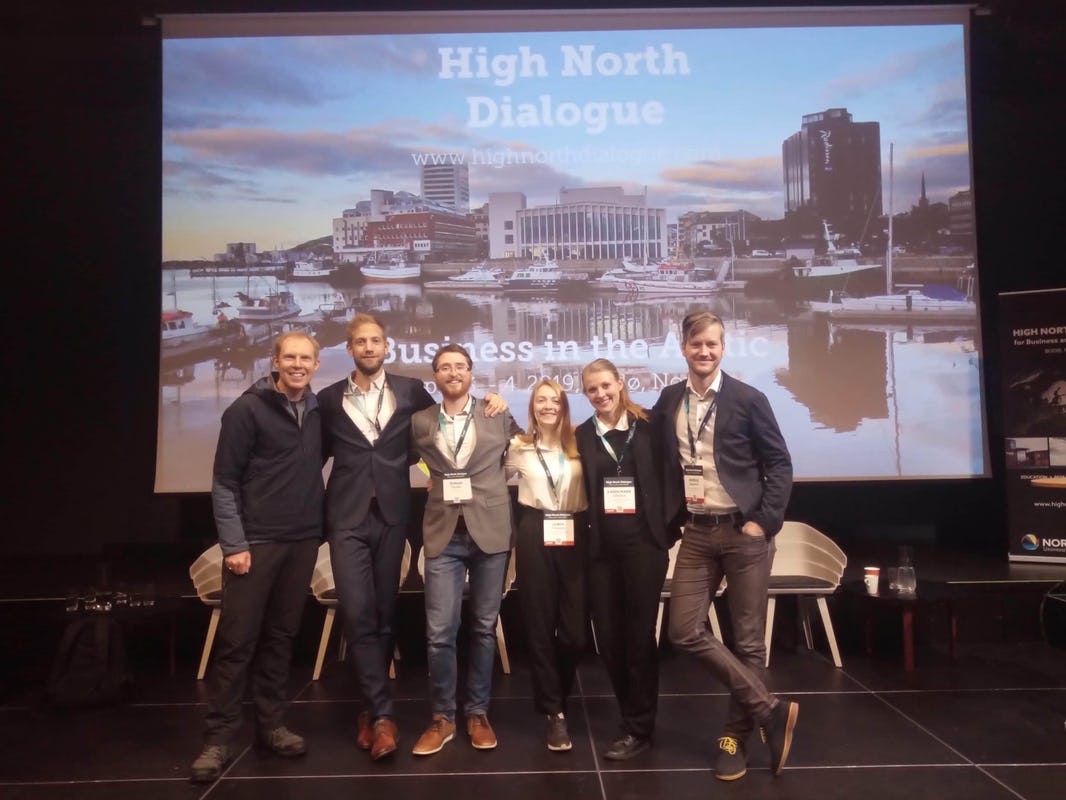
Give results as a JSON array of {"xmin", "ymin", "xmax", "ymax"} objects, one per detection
[
  {"xmin": 782, "ymin": 108, "xmax": 882, "ymax": 243},
  {"xmin": 421, "ymin": 162, "xmax": 470, "ymax": 213}
]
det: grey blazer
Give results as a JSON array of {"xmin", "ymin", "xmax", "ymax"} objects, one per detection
[{"xmin": 411, "ymin": 398, "xmax": 519, "ymax": 558}]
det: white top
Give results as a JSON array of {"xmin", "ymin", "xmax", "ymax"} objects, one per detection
[
  {"xmin": 506, "ymin": 437, "xmax": 588, "ymax": 513},
  {"xmin": 342, "ymin": 371, "xmax": 395, "ymax": 445}
]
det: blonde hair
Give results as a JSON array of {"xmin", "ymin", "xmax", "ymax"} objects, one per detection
[
  {"xmin": 273, "ymin": 331, "xmax": 320, "ymax": 359},
  {"xmin": 517, "ymin": 379, "xmax": 579, "ymax": 458},
  {"xmin": 346, "ymin": 312, "xmax": 385, "ymax": 344},
  {"xmin": 581, "ymin": 358, "xmax": 648, "ymax": 422}
]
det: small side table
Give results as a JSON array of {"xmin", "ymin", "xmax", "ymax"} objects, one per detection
[{"xmin": 851, "ymin": 580, "xmax": 956, "ymax": 673}]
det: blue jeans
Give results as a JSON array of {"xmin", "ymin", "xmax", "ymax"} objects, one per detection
[{"xmin": 424, "ymin": 529, "xmax": 510, "ymax": 718}]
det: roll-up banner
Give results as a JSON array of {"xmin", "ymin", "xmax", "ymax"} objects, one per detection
[{"xmin": 999, "ymin": 288, "xmax": 1066, "ymax": 563}]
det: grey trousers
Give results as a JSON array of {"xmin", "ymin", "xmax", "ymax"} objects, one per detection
[{"xmin": 666, "ymin": 520, "xmax": 776, "ymax": 738}]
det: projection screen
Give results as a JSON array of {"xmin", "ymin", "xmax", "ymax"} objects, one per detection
[{"xmin": 157, "ymin": 6, "xmax": 986, "ymax": 492}]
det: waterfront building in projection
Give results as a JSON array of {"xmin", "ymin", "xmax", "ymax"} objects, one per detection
[
  {"xmin": 783, "ymin": 107, "xmax": 881, "ymax": 243},
  {"xmin": 333, "ymin": 189, "xmax": 476, "ymax": 260},
  {"xmin": 677, "ymin": 210, "xmax": 760, "ymax": 255},
  {"xmin": 420, "ymin": 162, "xmax": 470, "ymax": 213},
  {"xmin": 949, "ymin": 189, "xmax": 974, "ymax": 239},
  {"xmin": 488, "ymin": 186, "xmax": 666, "ymax": 262}
]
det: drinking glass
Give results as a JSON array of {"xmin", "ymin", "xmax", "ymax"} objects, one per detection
[{"xmin": 896, "ymin": 565, "xmax": 917, "ymax": 596}]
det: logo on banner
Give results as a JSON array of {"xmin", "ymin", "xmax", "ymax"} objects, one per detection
[{"xmin": 1021, "ymin": 534, "xmax": 1040, "ymax": 551}]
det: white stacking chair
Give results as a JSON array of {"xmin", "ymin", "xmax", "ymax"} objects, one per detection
[
  {"xmin": 765, "ymin": 521, "xmax": 847, "ymax": 668},
  {"xmin": 189, "ymin": 544, "xmax": 224, "ymax": 680},
  {"xmin": 311, "ymin": 539, "xmax": 412, "ymax": 681},
  {"xmin": 416, "ymin": 546, "xmax": 517, "ymax": 674}
]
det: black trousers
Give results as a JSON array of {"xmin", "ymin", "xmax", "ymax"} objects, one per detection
[
  {"xmin": 515, "ymin": 507, "xmax": 587, "ymax": 716},
  {"xmin": 204, "ymin": 537, "xmax": 318, "ymax": 744},
  {"xmin": 588, "ymin": 531, "xmax": 668, "ymax": 740},
  {"xmin": 328, "ymin": 506, "xmax": 407, "ymax": 719}
]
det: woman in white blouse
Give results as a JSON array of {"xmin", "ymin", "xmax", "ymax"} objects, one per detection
[{"xmin": 505, "ymin": 378, "xmax": 588, "ymax": 753}]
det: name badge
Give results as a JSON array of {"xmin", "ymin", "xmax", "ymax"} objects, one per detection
[
  {"xmin": 603, "ymin": 476, "xmax": 636, "ymax": 514},
  {"xmin": 442, "ymin": 471, "xmax": 472, "ymax": 504},
  {"xmin": 683, "ymin": 463, "xmax": 705, "ymax": 505},
  {"xmin": 543, "ymin": 511, "xmax": 575, "ymax": 546}
]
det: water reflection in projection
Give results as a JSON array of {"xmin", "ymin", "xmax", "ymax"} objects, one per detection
[{"xmin": 157, "ymin": 279, "xmax": 984, "ymax": 490}]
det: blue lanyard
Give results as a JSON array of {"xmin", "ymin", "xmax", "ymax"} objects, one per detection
[{"xmin": 685, "ymin": 391, "xmax": 717, "ymax": 463}]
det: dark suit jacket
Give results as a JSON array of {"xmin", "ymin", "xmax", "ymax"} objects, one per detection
[
  {"xmin": 575, "ymin": 414, "xmax": 670, "ymax": 560},
  {"xmin": 652, "ymin": 372, "xmax": 793, "ymax": 538},
  {"xmin": 319, "ymin": 372, "xmax": 435, "ymax": 531},
  {"xmin": 411, "ymin": 399, "xmax": 520, "ymax": 558}
]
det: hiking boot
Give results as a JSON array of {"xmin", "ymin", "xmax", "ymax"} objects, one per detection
[
  {"xmin": 258, "ymin": 726, "xmax": 307, "ymax": 757},
  {"xmin": 761, "ymin": 700, "xmax": 799, "ymax": 775},
  {"xmin": 546, "ymin": 713, "xmax": 572, "ymax": 752},
  {"xmin": 714, "ymin": 735, "xmax": 747, "ymax": 781},
  {"xmin": 189, "ymin": 743, "xmax": 231, "ymax": 783},
  {"xmin": 412, "ymin": 714, "xmax": 456, "ymax": 756}
]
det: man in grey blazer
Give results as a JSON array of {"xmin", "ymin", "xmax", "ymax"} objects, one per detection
[
  {"xmin": 409, "ymin": 344, "xmax": 519, "ymax": 756},
  {"xmin": 653, "ymin": 310, "xmax": 798, "ymax": 782}
]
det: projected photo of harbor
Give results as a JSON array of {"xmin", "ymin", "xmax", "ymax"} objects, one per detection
[{"xmin": 160, "ymin": 18, "xmax": 984, "ymax": 491}]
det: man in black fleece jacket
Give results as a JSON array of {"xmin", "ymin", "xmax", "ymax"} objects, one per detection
[{"xmin": 190, "ymin": 331, "xmax": 325, "ymax": 783}]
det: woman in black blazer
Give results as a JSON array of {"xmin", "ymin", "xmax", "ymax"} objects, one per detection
[{"xmin": 576, "ymin": 358, "xmax": 670, "ymax": 761}]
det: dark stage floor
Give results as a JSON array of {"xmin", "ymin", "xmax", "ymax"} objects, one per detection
[{"xmin": 1, "ymin": 635, "xmax": 1064, "ymax": 800}]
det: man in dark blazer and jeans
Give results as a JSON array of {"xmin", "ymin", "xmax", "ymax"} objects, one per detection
[{"xmin": 654, "ymin": 310, "xmax": 798, "ymax": 782}]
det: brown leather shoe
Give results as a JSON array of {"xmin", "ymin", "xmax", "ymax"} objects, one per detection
[
  {"xmin": 466, "ymin": 714, "xmax": 498, "ymax": 750},
  {"xmin": 411, "ymin": 715, "xmax": 456, "ymax": 756},
  {"xmin": 356, "ymin": 711, "xmax": 372, "ymax": 751},
  {"xmin": 370, "ymin": 718, "xmax": 399, "ymax": 760}
]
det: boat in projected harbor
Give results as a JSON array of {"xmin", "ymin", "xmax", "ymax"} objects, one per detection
[
  {"xmin": 788, "ymin": 220, "xmax": 884, "ymax": 299},
  {"xmin": 814, "ymin": 265, "xmax": 977, "ymax": 322},
  {"xmin": 423, "ymin": 262, "xmax": 503, "ymax": 290},
  {"xmin": 161, "ymin": 309, "xmax": 217, "ymax": 348},
  {"xmin": 229, "ymin": 286, "xmax": 301, "ymax": 321},
  {"xmin": 501, "ymin": 256, "xmax": 563, "ymax": 292},
  {"xmin": 611, "ymin": 260, "xmax": 719, "ymax": 296},
  {"xmin": 360, "ymin": 250, "xmax": 421, "ymax": 282},
  {"xmin": 290, "ymin": 259, "xmax": 337, "ymax": 281}
]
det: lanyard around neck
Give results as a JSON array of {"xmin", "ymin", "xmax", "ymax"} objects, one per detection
[
  {"xmin": 438, "ymin": 397, "xmax": 474, "ymax": 463},
  {"xmin": 533, "ymin": 438, "xmax": 566, "ymax": 509},
  {"xmin": 350, "ymin": 375, "xmax": 387, "ymax": 435},
  {"xmin": 596, "ymin": 419, "xmax": 636, "ymax": 476},
  {"xmin": 685, "ymin": 390, "xmax": 717, "ymax": 463}
]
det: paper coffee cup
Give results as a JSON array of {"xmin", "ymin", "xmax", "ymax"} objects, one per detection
[{"xmin": 863, "ymin": 566, "xmax": 880, "ymax": 595}]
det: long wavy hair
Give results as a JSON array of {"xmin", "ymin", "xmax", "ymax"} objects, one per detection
[
  {"xmin": 516, "ymin": 378, "xmax": 579, "ymax": 458},
  {"xmin": 581, "ymin": 358, "xmax": 648, "ymax": 422}
]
